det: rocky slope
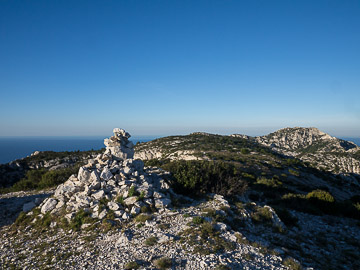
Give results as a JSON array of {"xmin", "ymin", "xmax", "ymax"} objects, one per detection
[
  {"xmin": 232, "ymin": 127, "xmax": 360, "ymax": 175},
  {"xmin": 1, "ymin": 128, "xmax": 360, "ymax": 270},
  {"xmin": 0, "ymin": 149, "xmax": 101, "ymax": 189},
  {"xmin": 135, "ymin": 127, "xmax": 360, "ymax": 177}
]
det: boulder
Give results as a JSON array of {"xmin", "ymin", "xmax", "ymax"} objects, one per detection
[
  {"xmin": 78, "ymin": 167, "xmax": 91, "ymax": 182},
  {"xmin": 41, "ymin": 198, "xmax": 58, "ymax": 214},
  {"xmin": 100, "ymin": 167, "xmax": 113, "ymax": 181}
]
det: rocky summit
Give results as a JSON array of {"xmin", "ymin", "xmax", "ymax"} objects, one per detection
[
  {"xmin": 39, "ymin": 128, "xmax": 172, "ymax": 223},
  {"xmin": 1, "ymin": 127, "xmax": 360, "ymax": 270}
]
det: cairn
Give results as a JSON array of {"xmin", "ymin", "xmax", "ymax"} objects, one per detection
[
  {"xmin": 104, "ymin": 128, "xmax": 134, "ymax": 160},
  {"xmin": 37, "ymin": 128, "xmax": 172, "ymax": 223}
]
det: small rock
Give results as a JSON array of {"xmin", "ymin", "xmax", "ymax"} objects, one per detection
[
  {"xmin": 124, "ymin": 196, "xmax": 138, "ymax": 206},
  {"xmin": 98, "ymin": 209, "xmax": 107, "ymax": 219}
]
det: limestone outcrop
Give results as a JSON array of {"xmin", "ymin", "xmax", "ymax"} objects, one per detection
[{"xmin": 232, "ymin": 127, "xmax": 360, "ymax": 175}]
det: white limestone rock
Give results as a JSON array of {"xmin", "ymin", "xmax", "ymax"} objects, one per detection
[
  {"xmin": 155, "ymin": 198, "xmax": 171, "ymax": 209},
  {"xmin": 114, "ymin": 210, "xmax": 125, "ymax": 218},
  {"xmin": 124, "ymin": 196, "xmax": 138, "ymax": 206},
  {"xmin": 92, "ymin": 190, "xmax": 105, "ymax": 200},
  {"xmin": 130, "ymin": 206, "xmax": 140, "ymax": 215},
  {"xmin": 78, "ymin": 167, "xmax": 91, "ymax": 182},
  {"xmin": 41, "ymin": 198, "xmax": 58, "ymax": 214},
  {"xmin": 98, "ymin": 209, "xmax": 107, "ymax": 220},
  {"xmin": 100, "ymin": 167, "xmax": 113, "ymax": 181},
  {"xmin": 122, "ymin": 212, "xmax": 131, "ymax": 220},
  {"xmin": 108, "ymin": 201, "xmax": 121, "ymax": 211}
]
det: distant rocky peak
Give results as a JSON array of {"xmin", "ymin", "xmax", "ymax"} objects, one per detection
[
  {"xmin": 255, "ymin": 127, "xmax": 358, "ymax": 153},
  {"xmin": 265, "ymin": 127, "xmax": 335, "ymax": 141}
]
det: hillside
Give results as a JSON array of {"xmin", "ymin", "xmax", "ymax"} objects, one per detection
[
  {"xmin": 0, "ymin": 128, "xmax": 359, "ymax": 270},
  {"xmin": 0, "ymin": 149, "xmax": 103, "ymax": 191},
  {"xmin": 233, "ymin": 127, "xmax": 360, "ymax": 175}
]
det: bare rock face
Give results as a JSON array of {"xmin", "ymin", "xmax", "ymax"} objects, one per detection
[{"xmin": 255, "ymin": 127, "xmax": 337, "ymax": 151}]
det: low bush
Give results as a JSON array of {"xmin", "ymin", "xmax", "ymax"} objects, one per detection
[
  {"xmin": 124, "ymin": 261, "xmax": 140, "ymax": 269},
  {"xmin": 251, "ymin": 207, "xmax": 272, "ymax": 224},
  {"xmin": 70, "ymin": 209, "xmax": 93, "ymax": 231},
  {"xmin": 255, "ymin": 177, "xmax": 282, "ymax": 188},
  {"xmin": 192, "ymin": 216, "xmax": 204, "ymax": 225},
  {"xmin": 154, "ymin": 257, "xmax": 172, "ymax": 269},
  {"xmin": 161, "ymin": 160, "xmax": 248, "ymax": 197},
  {"xmin": 145, "ymin": 236, "xmax": 158, "ymax": 246},
  {"xmin": 306, "ymin": 190, "xmax": 334, "ymax": 203},
  {"xmin": 134, "ymin": 214, "xmax": 152, "ymax": 223},
  {"xmin": 215, "ymin": 264, "xmax": 231, "ymax": 270},
  {"xmin": 283, "ymin": 257, "xmax": 302, "ymax": 270}
]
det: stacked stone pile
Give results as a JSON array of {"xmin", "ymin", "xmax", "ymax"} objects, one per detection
[{"xmin": 38, "ymin": 128, "xmax": 173, "ymax": 222}]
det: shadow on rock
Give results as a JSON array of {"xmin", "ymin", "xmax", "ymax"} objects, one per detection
[{"xmin": 0, "ymin": 192, "xmax": 52, "ymax": 227}]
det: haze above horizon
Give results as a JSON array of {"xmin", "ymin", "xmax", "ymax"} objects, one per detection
[{"xmin": 1, "ymin": 0, "xmax": 359, "ymax": 137}]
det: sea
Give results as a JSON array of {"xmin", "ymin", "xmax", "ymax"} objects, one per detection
[
  {"xmin": 0, "ymin": 136, "xmax": 157, "ymax": 165},
  {"xmin": 0, "ymin": 136, "xmax": 359, "ymax": 165}
]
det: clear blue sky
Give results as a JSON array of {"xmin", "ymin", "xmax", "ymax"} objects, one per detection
[{"xmin": 0, "ymin": 0, "xmax": 359, "ymax": 137}]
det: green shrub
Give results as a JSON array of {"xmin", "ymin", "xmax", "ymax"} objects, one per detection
[
  {"xmin": 202, "ymin": 208, "xmax": 225, "ymax": 222},
  {"xmin": 283, "ymin": 257, "xmax": 302, "ymax": 270},
  {"xmin": 242, "ymin": 173, "xmax": 256, "ymax": 180},
  {"xmin": 251, "ymin": 207, "xmax": 272, "ymax": 224},
  {"xmin": 256, "ymin": 177, "xmax": 282, "ymax": 188},
  {"xmin": 154, "ymin": 257, "xmax": 172, "ymax": 269},
  {"xmin": 235, "ymin": 202, "xmax": 244, "ymax": 209},
  {"xmin": 215, "ymin": 264, "xmax": 231, "ymax": 270},
  {"xmin": 116, "ymin": 195, "xmax": 124, "ymax": 205},
  {"xmin": 128, "ymin": 186, "xmax": 137, "ymax": 197},
  {"xmin": 135, "ymin": 214, "xmax": 152, "ymax": 223},
  {"xmin": 70, "ymin": 209, "xmax": 92, "ymax": 231},
  {"xmin": 137, "ymin": 191, "xmax": 145, "ymax": 201},
  {"xmin": 140, "ymin": 205, "xmax": 150, "ymax": 213},
  {"xmin": 355, "ymin": 203, "xmax": 360, "ymax": 211},
  {"xmin": 161, "ymin": 160, "xmax": 247, "ymax": 196},
  {"xmin": 158, "ymin": 223, "xmax": 170, "ymax": 230},
  {"xmin": 306, "ymin": 190, "xmax": 334, "ymax": 203},
  {"xmin": 124, "ymin": 261, "xmax": 140, "ymax": 269},
  {"xmin": 241, "ymin": 148, "xmax": 250, "ymax": 154},
  {"xmin": 145, "ymin": 236, "xmax": 158, "ymax": 246},
  {"xmin": 192, "ymin": 216, "xmax": 204, "ymax": 225},
  {"xmin": 14, "ymin": 211, "xmax": 29, "ymax": 226},
  {"xmin": 288, "ymin": 169, "xmax": 300, "ymax": 177}
]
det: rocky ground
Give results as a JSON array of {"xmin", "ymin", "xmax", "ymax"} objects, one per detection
[
  {"xmin": 0, "ymin": 189, "xmax": 52, "ymax": 227},
  {"xmin": 1, "ymin": 128, "xmax": 360, "ymax": 270},
  {"xmin": 1, "ymin": 188, "xmax": 360, "ymax": 270}
]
